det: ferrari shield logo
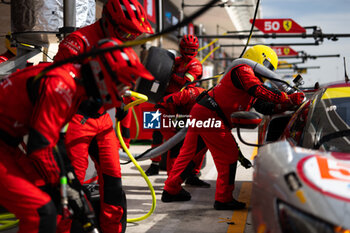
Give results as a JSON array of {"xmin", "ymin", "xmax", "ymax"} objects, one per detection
[
  {"xmin": 283, "ymin": 20, "xmax": 292, "ymax": 32},
  {"xmin": 283, "ymin": 47, "xmax": 290, "ymax": 55}
]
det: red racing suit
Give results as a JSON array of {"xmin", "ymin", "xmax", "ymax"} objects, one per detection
[
  {"xmin": 165, "ymin": 56, "xmax": 203, "ymax": 94},
  {"xmin": 155, "ymin": 86, "xmax": 206, "ymax": 174},
  {"xmin": 54, "ymin": 20, "xmax": 126, "ymax": 233},
  {"xmin": 151, "ymin": 56, "xmax": 203, "ymax": 164},
  {"xmin": 164, "ymin": 64, "xmax": 300, "ymax": 203},
  {"xmin": 0, "ymin": 63, "xmax": 85, "ymax": 233}
]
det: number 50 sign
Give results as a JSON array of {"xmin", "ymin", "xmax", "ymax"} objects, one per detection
[{"xmin": 250, "ymin": 18, "xmax": 306, "ymax": 34}]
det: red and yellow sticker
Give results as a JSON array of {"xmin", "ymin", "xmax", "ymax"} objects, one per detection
[{"xmin": 322, "ymin": 87, "xmax": 350, "ymax": 100}]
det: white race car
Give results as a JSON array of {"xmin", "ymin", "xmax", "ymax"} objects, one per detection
[{"xmin": 232, "ymin": 81, "xmax": 350, "ymax": 233}]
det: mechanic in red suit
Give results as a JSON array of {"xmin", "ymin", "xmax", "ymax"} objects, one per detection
[
  {"xmin": 154, "ymin": 86, "xmax": 207, "ymax": 176},
  {"xmin": 161, "ymin": 45, "xmax": 305, "ymax": 210},
  {"xmin": 53, "ymin": 1, "xmax": 153, "ymax": 233},
  {"xmin": 54, "ymin": 0, "xmax": 153, "ymax": 150},
  {"xmin": 165, "ymin": 35, "xmax": 203, "ymax": 94},
  {"xmin": 0, "ymin": 38, "xmax": 153, "ymax": 233},
  {"xmin": 145, "ymin": 34, "xmax": 204, "ymax": 178},
  {"xmin": 156, "ymin": 86, "xmax": 253, "ymax": 177}
]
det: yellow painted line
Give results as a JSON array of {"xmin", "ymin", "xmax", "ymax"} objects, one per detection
[
  {"xmin": 251, "ymin": 145, "xmax": 258, "ymax": 160},
  {"xmin": 226, "ymin": 182, "xmax": 252, "ymax": 233}
]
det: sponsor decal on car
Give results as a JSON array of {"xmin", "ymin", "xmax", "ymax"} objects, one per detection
[{"xmin": 297, "ymin": 155, "xmax": 350, "ymax": 202}]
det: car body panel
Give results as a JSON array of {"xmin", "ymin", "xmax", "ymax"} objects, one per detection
[{"xmin": 252, "ymin": 83, "xmax": 350, "ymax": 233}]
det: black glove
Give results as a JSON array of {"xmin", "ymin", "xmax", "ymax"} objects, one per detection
[
  {"xmin": 115, "ymin": 103, "xmax": 129, "ymax": 121},
  {"xmin": 238, "ymin": 149, "xmax": 252, "ymax": 169}
]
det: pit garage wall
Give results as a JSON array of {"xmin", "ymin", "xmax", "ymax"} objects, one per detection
[
  {"xmin": 11, "ymin": 0, "xmax": 95, "ymax": 33},
  {"xmin": 6, "ymin": 0, "xmax": 96, "ymax": 64}
]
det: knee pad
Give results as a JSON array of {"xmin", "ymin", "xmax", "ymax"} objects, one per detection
[
  {"xmin": 195, "ymin": 135, "xmax": 206, "ymax": 154},
  {"xmin": 103, "ymin": 174, "xmax": 124, "ymax": 206},
  {"xmin": 169, "ymin": 141, "xmax": 183, "ymax": 159},
  {"xmin": 37, "ymin": 200, "xmax": 57, "ymax": 233},
  {"xmin": 152, "ymin": 130, "xmax": 163, "ymax": 145},
  {"xmin": 102, "ymin": 174, "xmax": 127, "ymax": 233},
  {"xmin": 229, "ymin": 162, "xmax": 238, "ymax": 185},
  {"xmin": 121, "ymin": 126, "xmax": 130, "ymax": 139},
  {"xmin": 180, "ymin": 160, "xmax": 196, "ymax": 181},
  {"xmin": 120, "ymin": 190, "xmax": 127, "ymax": 233}
]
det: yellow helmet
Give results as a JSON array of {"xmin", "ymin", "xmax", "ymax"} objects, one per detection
[{"xmin": 242, "ymin": 45, "xmax": 278, "ymax": 71}]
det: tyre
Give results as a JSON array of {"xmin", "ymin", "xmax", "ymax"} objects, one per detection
[{"xmin": 136, "ymin": 46, "xmax": 175, "ymax": 104}]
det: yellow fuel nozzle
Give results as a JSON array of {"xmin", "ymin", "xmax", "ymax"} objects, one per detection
[{"xmin": 123, "ymin": 91, "xmax": 148, "ymax": 111}]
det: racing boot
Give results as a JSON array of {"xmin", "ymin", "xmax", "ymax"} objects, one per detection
[
  {"xmin": 214, "ymin": 199, "xmax": 246, "ymax": 210},
  {"xmin": 145, "ymin": 162, "xmax": 159, "ymax": 176},
  {"xmin": 185, "ymin": 174, "xmax": 211, "ymax": 188},
  {"xmin": 161, "ymin": 188, "xmax": 191, "ymax": 202}
]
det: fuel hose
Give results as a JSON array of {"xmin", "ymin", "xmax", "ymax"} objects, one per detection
[{"xmin": 115, "ymin": 90, "xmax": 156, "ymax": 222}]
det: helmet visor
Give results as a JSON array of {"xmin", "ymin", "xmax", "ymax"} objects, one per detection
[
  {"xmin": 263, "ymin": 58, "xmax": 275, "ymax": 71},
  {"xmin": 114, "ymin": 24, "xmax": 140, "ymax": 41},
  {"xmin": 180, "ymin": 47, "xmax": 198, "ymax": 58}
]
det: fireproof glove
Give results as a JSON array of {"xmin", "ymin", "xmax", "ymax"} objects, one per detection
[
  {"xmin": 66, "ymin": 184, "xmax": 84, "ymax": 214},
  {"xmin": 115, "ymin": 103, "xmax": 129, "ymax": 121},
  {"xmin": 288, "ymin": 92, "xmax": 305, "ymax": 105},
  {"xmin": 238, "ymin": 149, "xmax": 252, "ymax": 169},
  {"xmin": 66, "ymin": 171, "xmax": 99, "ymax": 232}
]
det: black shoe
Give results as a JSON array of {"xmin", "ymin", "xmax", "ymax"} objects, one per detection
[
  {"xmin": 161, "ymin": 188, "xmax": 191, "ymax": 202},
  {"xmin": 145, "ymin": 164, "xmax": 159, "ymax": 176},
  {"xmin": 185, "ymin": 175, "xmax": 211, "ymax": 188},
  {"xmin": 214, "ymin": 199, "xmax": 246, "ymax": 210}
]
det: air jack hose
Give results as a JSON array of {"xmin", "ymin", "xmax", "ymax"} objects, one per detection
[{"xmin": 116, "ymin": 90, "xmax": 156, "ymax": 222}]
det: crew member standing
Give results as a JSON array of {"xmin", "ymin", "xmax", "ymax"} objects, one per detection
[
  {"xmin": 0, "ymin": 38, "xmax": 153, "ymax": 233},
  {"xmin": 54, "ymin": 0, "xmax": 153, "ymax": 232},
  {"xmin": 161, "ymin": 45, "xmax": 305, "ymax": 210},
  {"xmin": 145, "ymin": 34, "xmax": 203, "ymax": 177},
  {"xmin": 154, "ymin": 86, "xmax": 207, "ymax": 178}
]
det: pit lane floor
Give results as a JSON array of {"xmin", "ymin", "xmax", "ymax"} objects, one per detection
[
  {"xmin": 1, "ymin": 130, "xmax": 257, "ymax": 233},
  {"xmin": 123, "ymin": 130, "xmax": 256, "ymax": 233}
]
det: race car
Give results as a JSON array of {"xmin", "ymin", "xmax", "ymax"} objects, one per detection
[{"xmin": 232, "ymin": 81, "xmax": 350, "ymax": 233}]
